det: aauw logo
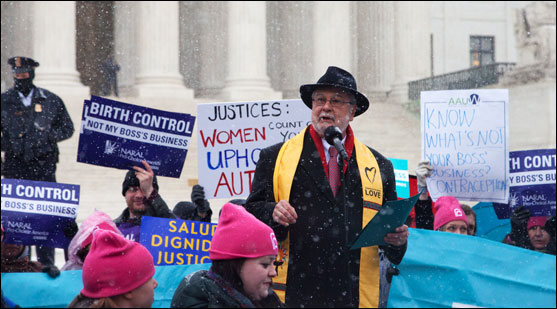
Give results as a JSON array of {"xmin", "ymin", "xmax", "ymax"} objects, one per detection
[
  {"xmin": 470, "ymin": 93, "xmax": 480, "ymax": 105},
  {"xmin": 448, "ymin": 93, "xmax": 480, "ymax": 105}
]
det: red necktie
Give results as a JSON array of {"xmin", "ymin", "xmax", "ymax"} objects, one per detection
[{"xmin": 328, "ymin": 147, "xmax": 340, "ymax": 197}]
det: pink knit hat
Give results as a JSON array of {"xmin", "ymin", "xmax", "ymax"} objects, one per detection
[
  {"xmin": 209, "ymin": 203, "xmax": 278, "ymax": 260},
  {"xmin": 433, "ymin": 196, "xmax": 468, "ymax": 231},
  {"xmin": 528, "ymin": 216, "xmax": 548, "ymax": 230},
  {"xmin": 81, "ymin": 229, "xmax": 155, "ymax": 298}
]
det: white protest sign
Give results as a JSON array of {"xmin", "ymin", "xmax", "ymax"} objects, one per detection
[
  {"xmin": 197, "ymin": 100, "xmax": 311, "ymax": 199},
  {"xmin": 421, "ymin": 89, "xmax": 509, "ymax": 203}
]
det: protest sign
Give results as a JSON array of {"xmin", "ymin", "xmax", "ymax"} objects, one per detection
[
  {"xmin": 197, "ymin": 100, "xmax": 311, "ymax": 199},
  {"xmin": 493, "ymin": 149, "xmax": 556, "ymax": 219},
  {"xmin": 1, "ymin": 179, "xmax": 79, "ymax": 248},
  {"xmin": 421, "ymin": 89, "xmax": 509, "ymax": 203},
  {"xmin": 389, "ymin": 158, "xmax": 409, "ymax": 199},
  {"xmin": 140, "ymin": 216, "xmax": 217, "ymax": 265},
  {"xmin": 77, "ymin": 96, "xmax": 195, "ymax": 178}
]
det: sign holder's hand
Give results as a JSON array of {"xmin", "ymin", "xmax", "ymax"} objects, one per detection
[
  {"xmin": 416, "ymin": 160, "xmax": 433, "ymax": 199},
  {"xmin": 134, "ymin": 160, "xmax": 155, "ymax": 198}
]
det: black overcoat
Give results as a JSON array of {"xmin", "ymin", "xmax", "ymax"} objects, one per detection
[
  {"xmin": 245, "ymin": 129, "xmax": 406, "ymax": 307},
  {"xmin": 1, "ymin": 87, "xmax": 74, "ymax": 180}
]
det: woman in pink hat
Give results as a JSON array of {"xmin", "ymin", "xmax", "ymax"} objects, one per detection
[
  {"xmin": 433, "ymin": 196, "xmax": 469, "ymax": 235},
  {"xmin": 68, "ymin": 229, "xmax": 158, "ymax": 308},
  {"xmin": 171, "ymin": 203, "xmax": 284, "ymax": 308}
]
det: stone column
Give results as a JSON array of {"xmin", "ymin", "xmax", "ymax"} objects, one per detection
[
  {"xmin": 390, "ymin": 2, "xmax": 431, "ymax": 104},
  {"xmin": 31, "ymin": 1, "xmax": 89, "ymax": 96},
  {"xmin": 113, "ymin": 1, "xmax": 137, "ymax": 97},
  {"xmin": 312, "ymin": 1, "xmax": 352, "ymax": 79},
  {"xmin": 267, "ymin": 1, "xmax": 313, "ymax": 99},
  {"xmin": 357, "ymin": 1, "xmax": 395, "ymax": 103},
  {"xmin": 133, "ymin": 1, "xmax": 194, "ymax": 100},
  {"xmin": 182, "ymin": 1, "xmax": 228, "ymax": 98},
  {"xmin": 1, "ymin": 1, "xmax": 33, "ymax": 91},
  {"xmin": 221, "ymin": 1, "xmax": 282, "ymax": 101}
]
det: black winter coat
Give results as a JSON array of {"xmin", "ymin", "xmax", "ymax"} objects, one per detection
[
  {"xmin": 245, "ymin": 129, "xmax": 406, "ymax": 308},
  {"xmin": 171, "ymin": 270, "xmax": 285, "ymax": 308},
  {"xmin": 1, "ymin": 87, "xmax": 74, "ymax": 177}
]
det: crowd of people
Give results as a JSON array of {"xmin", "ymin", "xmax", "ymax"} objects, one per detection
[{"xmin": 2, "ymin": 59, "xmax": 555, "ymax": 308}]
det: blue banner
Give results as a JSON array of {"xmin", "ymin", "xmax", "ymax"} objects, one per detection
[
  {"xmin": 0, "ymin": 263, "xmax": 211, "ymax": 308},
  {"xmin": 140, "ymin": 216, "xmax": 217, "ymax": 265},
  {"xmin": 388, "ymin": 228, "xmax": 556, "ymax": 308},
  {"xmin": 1, "ymin": 179, "xmax": 79, "ymax": 248},
  {"xmin": 474, "ymin": 202, "xmax": 511, "ymax": 242},
  {"xmin": 493, "ymin": 149, "xmax": 556, "ymax": 219},
  {"xmin": 77, "ymin": 96, "xmax": 196, "ymax": 178}
]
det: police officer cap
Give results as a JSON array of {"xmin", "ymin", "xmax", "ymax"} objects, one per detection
[{"xmin": 8, "ymin": 56, "xmax": 40, "ymax": 73}]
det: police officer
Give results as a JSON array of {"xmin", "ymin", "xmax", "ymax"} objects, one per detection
[{"xmin": 1, "ymin": 56, "xmax": 75, "ymax": 268}]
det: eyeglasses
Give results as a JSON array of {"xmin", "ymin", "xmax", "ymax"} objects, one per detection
[{"xmin": 312, "ymin": 97, "xmax": 352, "ymax": 108}]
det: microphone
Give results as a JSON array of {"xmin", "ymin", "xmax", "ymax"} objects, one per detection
[{"xmin": 324, "ymin": 126, "xmax": 349, "ymax": 162}]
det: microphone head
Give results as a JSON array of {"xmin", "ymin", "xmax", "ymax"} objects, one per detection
[{"xmin": 324, "ymin": 126, "xmax": 342, "ymax": 146}]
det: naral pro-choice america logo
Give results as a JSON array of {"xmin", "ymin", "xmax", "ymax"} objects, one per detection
[
  {"xmin": 104, "ymin": 140, "xmax": 144, "ymax": 160},
  {"xmin": 104, "ymin": 140, "xmax": 120, "ymax": 155}
]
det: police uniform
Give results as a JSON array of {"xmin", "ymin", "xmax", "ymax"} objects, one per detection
[
  {"xmin": 1, "ymin": 56, "xmax": 75, "ymax": 266},
  {"xmin": 1, "ymin": 57, "xmax": 74, "ymax": 181}
]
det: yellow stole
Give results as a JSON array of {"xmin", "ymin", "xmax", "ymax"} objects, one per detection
[{"xmin": 272, "ymin": 127, "xmax": 383, "ymax": 308}]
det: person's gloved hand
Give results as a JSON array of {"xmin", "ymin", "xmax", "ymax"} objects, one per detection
[
  {"xmin": 415, "ymin": 160, "xmax": 433, "ymax": 193},
  {"xmin": 511, "ymin": 206, "xmax": 530, "ymax": 226},
  {"xmin": 510, "ymin": 206, "xmax": 530, "ymax": 232},
  {"xmin": 191, "ymin": 185, "xmax": 210, "ymax": 213},
  {"xmin": 63, "ymin": 220, "xmax": 79, "ymax": 239},
  {"xmin": 197, "ymin": 199, "xmax": 211, "ymax": 214},
  {"xmin": 191, "ymin": 185, "xmax": 205, "ymax": 205},
  {"xmin": 42, "ymin": 265, "xmax": 60, "ymax": 278}
]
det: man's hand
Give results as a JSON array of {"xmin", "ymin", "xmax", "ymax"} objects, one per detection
[
  {"xmin": 133, "ymin": 160, "xmax": 155, "ymax": 198},
  {"xmin": 273, "ymin": 200, "xmax": 298, "ymax": 227},
  {"xmin": 384, "ymin": 225, "xmax": 409, "ymax": 247}
]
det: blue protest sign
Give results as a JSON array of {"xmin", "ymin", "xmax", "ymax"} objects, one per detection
[
  {"xmin": 140, "ymin": 216, "xmax": 217, "ymax": 265},
  {"xmin": 388, "ymin": 228, "xmax": 556, "ymax": 308},
  {"xmin": 0, "ymin": 263, "xmax": 211, "ymax": 308},
  {"xmin": 389, "ymin": 158, "xmax": 409, "ymax": 199},
  {"xmin": 1, "ymin": 179, "xmax": 79, "ymax": 248},
  {"xmin": 77, "ymin": 96, "xmax": 195, "ymax": 178},
  {"xmin": 493, "ymin": 149, "xmax": 556, "ymax": 219}
]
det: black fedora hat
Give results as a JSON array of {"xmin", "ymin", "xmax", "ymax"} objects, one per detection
[{"xmin": 300, "ymin": 66, "xmax": 369, "ymax": 117}]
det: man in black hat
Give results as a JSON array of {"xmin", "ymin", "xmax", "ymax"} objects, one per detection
[
  {"xmin": 114, "ymin": 160, "xmax": 176, "ymax": 242},
  {"xmin": 1, "ymin": 56, "xmax": 75, "ymax": 268},
  {"xmin": 245, "ymin": 66, "xmax": 409, "ymax": 307}
]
